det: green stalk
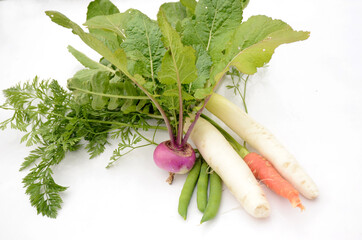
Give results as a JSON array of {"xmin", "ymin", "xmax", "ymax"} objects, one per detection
[
  {"xmin": 68, "ymin": 87, "xmax": 154, "ymax": 100},
  {"xmin": 201, "ymin": 114, "xmax": 249, "ymax": 158},
  {"xmin": 0, "ymin": 106, "xmax": 167, "ymax": 131}
]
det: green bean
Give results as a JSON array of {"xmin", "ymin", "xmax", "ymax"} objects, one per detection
[
  {"xmin": 200, "ymin": 170, "xmax": 222, "ymax": 224},
  {"xmin": 178, "ymin": 158, "xmax": 201, "ymax": 220},
  {"xmin": 197, "ymin": 161, "xmax": 209, "ymax": 212}
]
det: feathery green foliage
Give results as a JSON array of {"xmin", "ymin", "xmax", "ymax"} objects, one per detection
[{"xmin": 0, "ymin": 77, "xmax": 163, "ymax": 217}]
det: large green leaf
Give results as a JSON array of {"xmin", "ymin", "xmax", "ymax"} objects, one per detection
[
  {"xmin": 159, "ymin": 2, "xmax": 188, "ymax": 30},
  {"xmin": 45, "ymin": 11, "xmax": 144, "ymax": 86},
  {"xmin": 67, "ymin": 69, "xmax": 95, "ymax": 105},
  {"xmin": 211, "ymin": 15, "xmax": 310, "ymax": 85},
  {"xmin": 84, "ymin": 11, "xmax": 134, "ymax": 40},
  {"xmin": 180, "ymin": 0, "xmax": 197, "ymax": 14},
  {"xmin": 68, "ymin": 69, "xmax": 149, "ymax": 111},
  {"xmin": 182, "ymin": 0, "xmax": 243, "ymax": 61},
  {"xmin": 86, "ymin": 0, "xmax": 121, "ymax": 51},
  {"xmin": 90, "ymin": 71, "xmax": 110, "ymax": 110},
  {"xmin": 163, "ymin": 88, "xmax": 195, "ymax": 101},
  {"xmin": 86, "ymin": 0, "xmax": 120, "ymax": 20},
  {"xmin": 241, "ymin": 0, "xmax": 250, "ymax": 9},
  {"xmin": 89, "ymin": 30, "xmax": 122, "ymax": 52},
  {"xmin": 193, "ymin": 45, "xmax": 213, "ymax": 90},
  {"xmin": 120, "ymin": 10, "xmax": 166, "ymax": 83},
  {"xmin": 67, "ymin": 45, "xmax": 115, "ymax": 73},
  {"xmin": 157, "ymin": 8, "xmax": 197, "ymax": 85}
]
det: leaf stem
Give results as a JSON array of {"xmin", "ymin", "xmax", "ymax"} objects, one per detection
[
  {"xmin": 206, "ymin": 8, "xmax": 218, "ymax": 52},
  {"xmin": 133, "ymin": 128, "xmax": 158, "ymax": 145},
  {"xmin": 137, "ymin": 84, "xmax": 176, "ymax": 146},
  {"xmin": 106, "ymin": 142, "xmax": 153, "ymax": 169},
  {"xmin": 181, "ymin": 95, "xmax": 212, "ymax": 146},
  {"xmin": 242, "ymin": 75, "xmax": 249, "ymax": 113},
  {"xmin": 229, "ymin": 71, "xmax": 249, "ymax": 113},
  {"xmin": 201, "ymin": 114, "xmax": 250, "ymax": 158},
  {"xmin": 68, "ymin": 87, "xmax": 153, "ymax": 100},
  {"xmin": 168, "ymin": 47, "xmax": 184, "ymax": 148},
  {"xmin": 171, "ymin": 97, "xmax": 178, "ymax": 135},
  {"xmin": 176, "ymin": 85, "xmax": 183, "ymax": 147},
  {"xmin": 0, "ymin": 106, "xmax": 167, "ymax": 130},
  {"xmin": 152, "ymin": 122, "xmax": 161, "ymax": 142},
  {"xmin": 182, "ymin": 67, "xmax": 227, "ymax": 145}
]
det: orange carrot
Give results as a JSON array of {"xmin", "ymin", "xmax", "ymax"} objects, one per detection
[{"xmin": 243, "ymin": 152, "xmax": 305, "ymax": 211}]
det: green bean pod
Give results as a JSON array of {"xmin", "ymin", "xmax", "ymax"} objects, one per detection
[
  {"xmin": 200, "ymin": 171, "xmax": 222, "ymax": 224},
  {"xmin": 178, "ymin": 158, "xmax": 202, "ymax": 220},
  {"xmin": 197, "ymin": 161, "xmax": 209, "ymax": 212}
]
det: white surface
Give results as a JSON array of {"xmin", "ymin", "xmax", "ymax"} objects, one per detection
[{"xmin": 1, "ymin": 0, "xmax": 362, "ymax": 239}]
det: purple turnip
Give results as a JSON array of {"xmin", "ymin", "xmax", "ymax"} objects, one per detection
[{"xmin": 153, "ymin": 140, "xmax": 196, "ymax": 174}]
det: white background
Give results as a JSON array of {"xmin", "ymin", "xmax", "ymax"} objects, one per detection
[{"xmin": 1, "ymin": 0, "xmax": 362, "ymax": 239}]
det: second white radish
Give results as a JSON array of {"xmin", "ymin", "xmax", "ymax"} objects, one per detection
[{"xmin": 185, "ymin": 117, "xmax": 271, "ymax": 218}]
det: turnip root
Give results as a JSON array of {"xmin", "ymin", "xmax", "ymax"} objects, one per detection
[
  {"xmin": 153, "ymin": 140, "xmax": 196, "ymax": 174},
  {"xmin": 185, "ymin": 117, "xmax": 271, "ymax": 218},
  {"xmin": 206, "ymin": 93, "xmax": 319, "ymax": 199}
]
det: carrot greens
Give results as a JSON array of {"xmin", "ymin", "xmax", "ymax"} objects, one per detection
[{"xmin": 0, "ymin": 77, "xmax": 161, "ymax": 217}]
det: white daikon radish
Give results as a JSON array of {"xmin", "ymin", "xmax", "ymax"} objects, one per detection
[{"xmin": 185, "ymin": 117, "xmax": 271, "ymax": 218}]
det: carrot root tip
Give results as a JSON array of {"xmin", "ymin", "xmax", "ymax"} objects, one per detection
[{"xmin": 297, "ymin": 204, "xmax": 306, "ymax": 212}]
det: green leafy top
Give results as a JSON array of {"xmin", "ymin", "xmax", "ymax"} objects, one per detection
[
  {"xmin": 45, "ymin": 0, "xmax": 309, "ymax": 147},
  {"xmin": 87, "ymin": 0, "xmax": 120, "ymax": 19},
  {"xmin": 159, "ymin": 2, "xmax": 188, "ymax": 30},
  {"xmin": 210, "ymin": 15, "xmax": 310, "ymax": 87},
  {"xmin": 121, "ymin": 10, "xmax": 166, "ymax": 88},
  {"xmin": 182, "ymin": 0, "xmax": 244, "ymax": 61}
]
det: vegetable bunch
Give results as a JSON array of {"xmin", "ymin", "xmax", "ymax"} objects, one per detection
[{"xmin": 0, "ymin": 0, "xmax": 318, "ymax": 222}]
